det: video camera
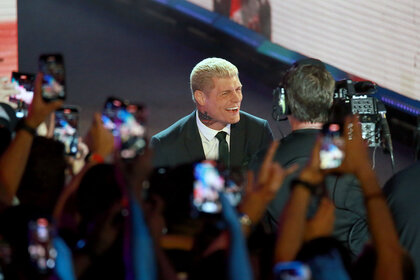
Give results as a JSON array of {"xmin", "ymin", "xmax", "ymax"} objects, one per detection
[
  {"xmin": 271, "ymin": 72, "xmax": 395, "ymax": 169},
  {"xmin": 330, "ymin": 79, "xmax": 389, "ymax": 148}
]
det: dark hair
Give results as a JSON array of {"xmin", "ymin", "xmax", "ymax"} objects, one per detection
[
  {"xmin": 148, "ymin": 163, "xmax": 223, "ymax": 237},
  {"xmin": 284, "ymin": 63, "xmax": 335, "ymax": 123},
  {"xmin": 17, "ymin": 136, "xmax": 67, "ymax": 214},
  {"xmin": 76, "ymin": 164, "xmax": 122, "ymax": 222},
  {"xmin": 148, "ymin": 164, "xmax": 198, "ymax": 234},
  {"xmin": 75, "ymin": 164, "xmax": 126, "ymax": 279}
]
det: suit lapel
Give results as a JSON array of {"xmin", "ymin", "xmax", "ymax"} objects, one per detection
[
  {"xmin": 184, "ymin": 111, "xmax": 205, "ymax": 162},
  {"xmin": 230, "ymin": 115, "xmax": 246, "ymax": 168}
]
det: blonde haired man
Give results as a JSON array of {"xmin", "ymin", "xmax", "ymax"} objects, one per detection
[{"xmin": 151, "ymin": 57, "xmax": 273, "ymax": 168}]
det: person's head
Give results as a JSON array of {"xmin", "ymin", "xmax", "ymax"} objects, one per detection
[
  {"xmin": 190, "ymin": 58, "xmax": 242, "ymax": 130},
  {"xmin": 76, "ymin": 164, "xmax": 123, "ymax": 226},
  {"xmin": 148, "ymin": 162, "xmax": 231, "ymax": 276},
  {"xmin": 283, "ymin": 60, "xmax": 335, "ymax": 123},
  {"xmin": 148, "ymin": 163, "xmax": 199, "ymax": 235},
  {"xmin": 75, "ymin": 164, "xmax": 127, "ymax": 278},
  {"xmin": 17, "ymin": 136, "xmax": 67, "ymax": 214},
  {"xmin": 148, "ymin": 162, "xmax": 224, "ymax": 237}
]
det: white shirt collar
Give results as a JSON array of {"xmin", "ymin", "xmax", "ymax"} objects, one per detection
[{"xmin": 196, "ymin": 111, "xmax": 230, "ymax": 141}]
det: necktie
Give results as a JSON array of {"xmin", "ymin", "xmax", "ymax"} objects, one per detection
[{"xmin": 215, "ymin": 131, "xmax": 230, "ymax": 168}]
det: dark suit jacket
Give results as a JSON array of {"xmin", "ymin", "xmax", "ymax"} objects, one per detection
[
  {"xmin": 150, "ymin": 111, "xmax": 273, "ymax": 169},
  {"xmin": 383, "ymin": 161, "xmax": 420, "ymax": 280},
  {"xmin": 252, "ymin": 129, "xmax": 370, "ymax": 258}
]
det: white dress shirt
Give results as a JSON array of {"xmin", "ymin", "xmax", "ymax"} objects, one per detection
[{"xmin": 196, "ymin": 111, "xmax": 231, "ymax": 161}]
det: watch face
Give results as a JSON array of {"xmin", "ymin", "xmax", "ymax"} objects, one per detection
[{"xmin": 238, "ymin": 214, "xmax": 252, "ymax": 226}]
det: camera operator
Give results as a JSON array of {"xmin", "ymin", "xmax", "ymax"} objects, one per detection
[
  {"xmin": 256, "ymin": 59, "xmax": 369, "ymax": 258},
  {"xmin": 274, "ymin": 116, "xmax": 411, "ymax": 280}
]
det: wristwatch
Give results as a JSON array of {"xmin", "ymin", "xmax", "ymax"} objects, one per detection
[
  {"xmin": 291, "ymin": 178, "xmax": 325, "ymax": 196},
  {"xmin": 16, "ymin": 119, "xmax": 37, "ymax": 136},
  {"xmin": 238, "ymin": 213, "xmax": 253, "ymax": 227}
]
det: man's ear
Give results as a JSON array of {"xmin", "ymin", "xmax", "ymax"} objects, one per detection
[{"xmin": 194, "ymin": 90, "xmax": 206, "ymax": 106}]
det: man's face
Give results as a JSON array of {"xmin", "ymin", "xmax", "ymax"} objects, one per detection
[{"xmin": 200, "ymin": 76, "xmax": 243, "ymax": 130}]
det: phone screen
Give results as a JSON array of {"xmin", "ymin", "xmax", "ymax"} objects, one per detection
[
  {"xmin": 27, "ymin": 218, "xmax": 57, "ymax": 273},
  {"xmin": 10, "ymin": 72, "xmax": 35, "ymax": 104},
  {"xmin": 39, "ymin": 54, "xmax": 66, "ymax": 101},
  {"xmin": 10, "ymin": 72, "xmax": 35, "ymax": 118},
  {"xmin": 54, "ymin": 107, "xmax": 79, "ymax": 156},
  {"xmin": 102, "ymin": 97, "xmax": 147, "ymax": 159},
  {"xmin": 193, "ymin": 161, "xmax": 224, "ymax": 213},
  {"xmin": 319, "ymin": 123, "xmax": 344, "ymax": 169},
  {"xmin": 192, "ymin": 161, "xmax": 243, "ymax": 214},
  {"xmin": 273, "ymin": 261, "xmax": 311, "ymax": 280}
]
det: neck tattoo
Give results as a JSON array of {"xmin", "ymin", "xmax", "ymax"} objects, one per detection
[{"xmin": 198, "ymin": 111, "xmax": 215, "ymax": 125}]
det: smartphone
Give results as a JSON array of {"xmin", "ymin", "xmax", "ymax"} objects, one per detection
[
  {"xmin": 102, "ymin": 97, "xmax": 126, "ymax": 134},
  {"xmin": 319, "ymin": 122, "xmax": 345, "ymax": 169},
  {"xmin": 102, "ymin": 97, "xmax": 147, "ymax": 159},
  {"xmin": 10, "ymin": 72, "xmax": 35, "ymax": 104},
  {"xmin": 193, "ymin": 161, "xmax": 224, "ymax": 214},
  {"xmin": 10, "ymin": 72, "xmax": 35, "ymax": 118},
  {"xmin": 38, "ymin": 54, "xmax": 66, "ymax": 101},
  {"xmin": 192, "ymin": 161, "xmax": 243, "ymax": 214},
  {"xmin": 54, "ymin": 106, "xmax": 79, "ymax": 156},
  {"xmin": 27, "ymin": 218, "xmax": 57, "ymax": 273},
  {"xmin": 126, "ymin": 102, "xmax": 148, "ymax": 124}
]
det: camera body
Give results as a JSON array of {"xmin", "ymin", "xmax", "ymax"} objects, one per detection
[{"xmin": 331, "ymin": 79, "xmax": 384, "ymax": 147}]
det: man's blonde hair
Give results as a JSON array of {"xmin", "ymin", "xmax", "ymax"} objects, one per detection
[{"xmin": 190, "ymin": 57, "xmax": 238, "ymax": 102}]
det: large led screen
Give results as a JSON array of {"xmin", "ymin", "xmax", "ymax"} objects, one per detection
[
  {"xmin": 0, "ymin": 0, "xmax": 18, "ymax": 77},
  {"xmin": 186, "ymin": 0, "xmax": 420, "ymax": 102}
]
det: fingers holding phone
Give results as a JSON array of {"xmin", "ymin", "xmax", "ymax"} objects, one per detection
[
  {"xmin": 319, "ymin": 122, "xmax": 345, "ymax": 170},
  {"xmin": 87, "ymin": 112, "xmax": 115, "ymax": 160},
  {"xmin": 26, "ymin": 72, "xmax": 63, "ymax": 130},
  {"xmin": 323, "ymin": 116, "xmax": 371, "ymax": 176}
]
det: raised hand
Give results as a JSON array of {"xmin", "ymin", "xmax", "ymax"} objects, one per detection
[
  {"xmin": 329, "ymin": 115, "xmax": 371, "ymax": 177},
  {"xmin": 239, "ymin": 141, "xmax": 298, "ymax": 232},
  {"xmin": 26, "ymin": 73, "xmax": 63, "ymax": 129},
  {"xmin": 304, "ymin": 197, "xmax": 335, "ymax": 241},
  {"xmin": 87, "ymin": 113, "xmax": 114, "ymax": 159}
]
